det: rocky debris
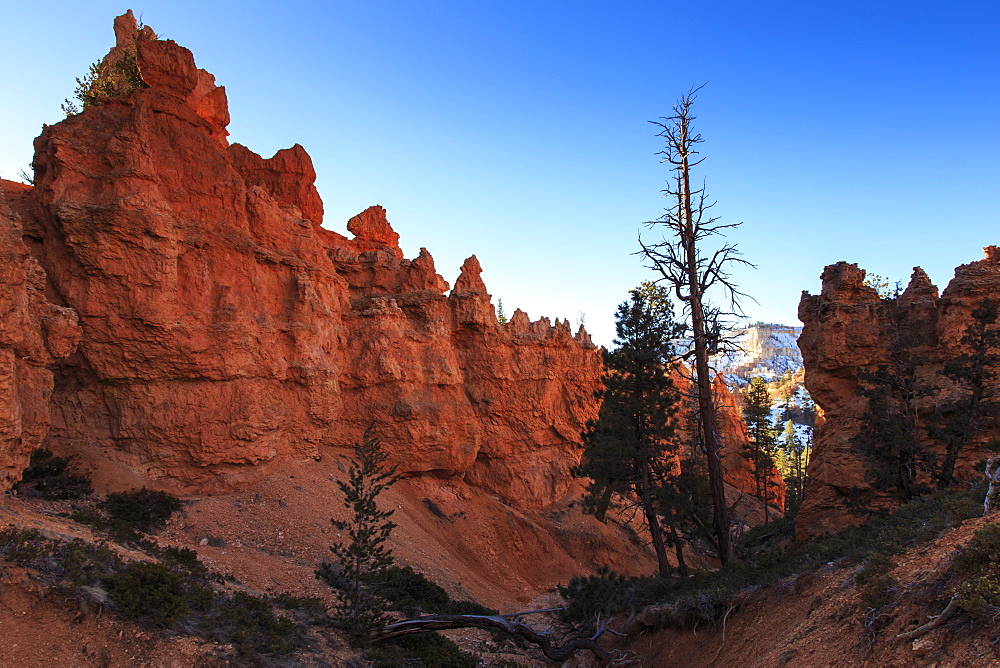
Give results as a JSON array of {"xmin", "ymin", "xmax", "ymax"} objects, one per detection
[
  {"xmin": 0, "ymin": 182, "xmax": 80, "ymax": 492},
  {"xmin": 797, "ymin": 252, "xmax": 1000, "ymax": 538},
  {"xmin": 10, "ymin": 12, "xmax": 600, "ymax": 509}
]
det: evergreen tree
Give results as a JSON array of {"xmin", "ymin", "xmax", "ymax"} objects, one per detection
[
  {"xmin": 496, "ymin": 298, "xmax": 508, "ymax": 325},
  {"xmin": 928, "ymin": 299, "xmax": 1000, "ymax": 488},
  {"xmin": 741, "ymin": 376, "xmax": 779, "ymax": 521},
  {"xmin": 575, "ymin": 283, "xmax": 685, "ymax": 576},
  {"xmin": 317, "ymin": 422, "xmax": 400, "ymax": 641},
  {"xmin": 62, "ymin": 19, "xmax": 149, "ymax": 116},
  {"xmin": 777, "ymin": 420, "xmax": 811, "ymax": 515},
  {"xmin": 853, "ymin": 317, "xmax": 934, "ymax": 500}
]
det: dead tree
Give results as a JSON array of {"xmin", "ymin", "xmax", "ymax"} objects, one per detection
[
  {"xmin": 639, "ymin": 87, "xmax": 752, "ymax": 564},
  {"xmin": 984, "ymin": 455, "xmax": 1000, "ymax": 516},
  {"xmin": 372, "ymin": 609, "xmax": 615, "ymax": 663}
]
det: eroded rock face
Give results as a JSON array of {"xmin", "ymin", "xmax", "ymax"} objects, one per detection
[
  {"xmin": 0, "ymin": 181, "xmax": 80, "ymax": 491},
  {"xmin": 797, "ymin": 255, "xmax": 1000, "ymax": 538},
  {"xmin": 16, "ymin": 12, "xmax": 600, "ymax": 507}
]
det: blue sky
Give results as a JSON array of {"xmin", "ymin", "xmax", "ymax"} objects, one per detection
[{"xmin": 2, "ymin": 1, "xmax": 998, "ymax": 345}]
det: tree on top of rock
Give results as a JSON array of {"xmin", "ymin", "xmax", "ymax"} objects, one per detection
[{"xmin": 61, "ymin": 10, "xmax": 151, "ymax": 116}]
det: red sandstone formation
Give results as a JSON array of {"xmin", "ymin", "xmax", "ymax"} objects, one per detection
[
  {"xmin": 6, "ymin": 12, "xmax": 600, "ymax": 508},
  {"xmin": 0, "ymin": 181, "xmax": 80, "ymax": 490},
  {"xmin": 797, "ymin": 253, "xmax": 1000, "ymax": 538},
  {"xmin": 3, "ymin": 11, "xmax": 773, "ymax": 531}
]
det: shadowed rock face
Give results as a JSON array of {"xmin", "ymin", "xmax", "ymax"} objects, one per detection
[
  {"xmin": 0, "ymin": 181, "xmax": 80, "ymax": 492},
  {"xmin": 12, "ymin": 11, "xmax": 601, "ymax": 507},
  {"xmin": 797, "ymin": 253, "xmax": 1000, "ymax": 538}
]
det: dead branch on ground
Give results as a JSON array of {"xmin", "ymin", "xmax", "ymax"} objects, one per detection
[
  {"xmin": 372, "ymin": 608, "xmax": 614, "ymax": 662},
  {"xmin": 895, "ymin": 595, "xmax": 958, "ymax": 641}
]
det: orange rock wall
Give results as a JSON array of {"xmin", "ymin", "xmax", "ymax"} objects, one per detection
[
  {"xmin": 797, "ymin": 254, "xmax": 1000, "ymax": 538},
  {"xmin": 11, "ymin": 13, "xmax": 600, "ymax": 508},
  {"xmin": 0, "ymin": 181, "xmax": 80, "ymax": 491}
]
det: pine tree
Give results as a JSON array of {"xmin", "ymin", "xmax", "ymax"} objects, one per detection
[
  {"xmin": 928, "ymin": 299, "xmax": 1000, "ymax": 488},
  {"xmin": 62, "ymin": 19, "xmax": 150, "ymax": 116},
  {"xmin": 854, "ymin": 330, "xmax": 933, "ymax": 500},
  {"xmin": 742, "ymin": 376, "xmax": 779, "ymax": 521},
  {"xmin": 317, "ymin": 422, "xmax": 400, "ymax": 640},
  {"xmin": 496, "ymin": 298, "xmax": 508, "ymax": 325},
  {"xmin": 575, "ymin": 282, "xmax": 685, "ymax": 576},
  {"xmin": 778, "ymin": 420, "xmax": 811, "ymax": 514}
]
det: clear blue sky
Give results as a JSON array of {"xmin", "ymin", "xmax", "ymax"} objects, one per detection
[{"xmin": 2, "ymin": 2, "xmax": 998, "ymax": 346}]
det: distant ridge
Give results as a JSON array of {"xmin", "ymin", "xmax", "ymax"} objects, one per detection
[{"xmin": 713, "ymin": 323, "xmax": 803, "ymax": 385}]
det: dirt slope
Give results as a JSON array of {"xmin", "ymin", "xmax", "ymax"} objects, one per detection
[{"xmin": 622, "ymin": 515, "xmax": 1000, "ymax": 667}]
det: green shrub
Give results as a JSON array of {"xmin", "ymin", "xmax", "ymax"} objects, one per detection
[
  {"xmin": 859, "ymin": 572, "xmax": 898, "ymax": 610},
  {"xmin": 366, "ymin": 632, "xmax": 478, "ymax": 668},
  {"xmin": 953, "ymin": 522, "xmax": 1000, "ymax": 574},
  {"xmin": 0, "ymin": 526, "xmax": 52, "ymax": 564},
  {"xmin": 208, "ymin": 591, "xmax": 300, "ymax": 659},
  {"xmin": 559, "ymin": 566, "xmax": 631, "ymax": 623},
  {"xmin": 950, "ymin": 522, "xmax": 1000, "ymax": 620},
  {"xmin": 1, "ymin": 524, "xmax": 304, "ymax": 661},
  {"xmin": 376, "ymin": 565, "xmax": 496, "ymax": 617},
  {"xmin": 855, "ymin": 552, "xmax": 897, "ymax": 610},
  {"xmin": 155, "ymin": 545, "xmax": 208, "ymax": 575},
  {"xmin": 105, "ymin": 561, "xmax": 192, "ymax": 627},
  {"xmin": 101, "ymin": 488, "xmax": 183, "ymax": 534},
  {"xmin": 955, "ymin": 575, "xmax": 1000, "ymax": 620},
  {"xmin": 71, "ymin": 488, "xmax": 186, "ymax": 542},
  {"xmin": 62, "ymin": 24, "xmax": 149, "ymax": 116},
  {"xmin": 13, "ymin": 449, "xmax": 92, "ymax": 500}
]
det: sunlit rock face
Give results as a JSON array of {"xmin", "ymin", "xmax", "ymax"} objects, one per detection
[
  {"xmin": 13, "ymin": 11, "xmax": 601, "ymax": 507},
  {"xmin": 797, "ymin": 253, "xmax": 1000, "ymax": 539}
]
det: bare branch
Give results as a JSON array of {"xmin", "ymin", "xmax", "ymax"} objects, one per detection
[
  {"xmin": 373, "ymin": 612, "xmax": 614, "ymax": 662},
  {"xmin": 895, "ymin": 595, "xmax": 958, "ymax": 641}
]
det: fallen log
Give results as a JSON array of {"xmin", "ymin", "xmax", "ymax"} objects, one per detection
[{"xmin": 372, "ymin": 609, "xmax": 613, "ymax": 662}]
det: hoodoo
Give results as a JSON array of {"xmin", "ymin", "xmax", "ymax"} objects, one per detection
[
  {"xmin": 797, "ymin": 251, "xmax": 1000, "ymax": 538},
  {"xmin": 4, "ymin": 10, "xmax": 602, "ymax": 508}
]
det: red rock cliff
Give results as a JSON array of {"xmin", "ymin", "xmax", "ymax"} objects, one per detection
[
  {"xmin": 797, "ymin": 253, "xmax": 1000, "ymax": 538},
  {"xmin": 13, "ymin": 12, "xmax": 600, "ymax": 508},
  {"xmin": 0, "ymin": 181, "xmax": 80, "ymax": 491}
]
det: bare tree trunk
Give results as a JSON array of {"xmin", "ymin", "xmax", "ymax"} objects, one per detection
[
  {"xmin": 668, "ymin": 521, "xmax": 688, "ymax": 576},
  {"xmin": 692, "ymin": 332, "xmax": 733, "ymax": 562},
  {"xmin": 638, "ymin": 457, "xmax": 672, "ymax": 576},
  {"xmin": 641, "ymin": 88, "xmax": 748, "ymax": 565},
  {"xmin": 686, "ymin": 206, "xmax": 733, "ymax": 563},
  {"xmin": 594, "ymin": 484, "xmax": 614, "ymax": 523},
  {"xmin": 984, "ymin": 455, "xmax": 1000, "ymax": 516},
  {"xmin": 374, "ymin": 611, "xmax": 613, "ymax": 662}
]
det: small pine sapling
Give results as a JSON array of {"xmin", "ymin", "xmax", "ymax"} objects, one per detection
[{"xmin": 318, "ymin": 422, "xmax": 401, "ymax": 641}]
